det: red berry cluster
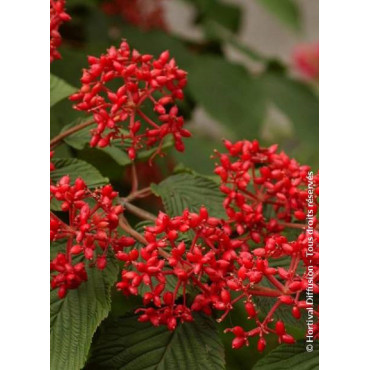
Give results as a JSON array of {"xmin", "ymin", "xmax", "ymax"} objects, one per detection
[
  {"xmin": 50, "ymin": 176, "xmax": 135, "ymax": 298},
  {"xmin": 213, "ymin": 139, "xmax": 319, "ymax": 349},
  {"xmin": 50, "ymin": 0, "xmax": 71, "ymax": 62},
  {"xmin": 214, "ymin": 139, "xmax": 318, "ymax": 238},
  {"xmin": 69, "ymin": 41, "xmax": 190, "ymax": 160},
  {"xmin": 102, "ymin": 0, "xmax": 167, "ymax": 31},
  {"xmin": 116, "ymin": 207, "xmax": 239, "ymax": 330},
  {"xmin": 114, "ymin": 140, "xmax": 318, "ymax": 351}
]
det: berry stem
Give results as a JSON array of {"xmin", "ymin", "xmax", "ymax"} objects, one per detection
[
  {"xmin": 247, "ymin": 286, "xmax": 282, "ymax": 297},
  {"xmin": 136, "ymin": 109, "xmax": 160, "ymax": 128},
  {"xmin": 278, "ymin": 222, "xmax": 306, "ymax": 229},
  {"xmin": 266, "ymin": 275, "xmax": 287, "ymax": 293},
  {"xmin": 262, "ymin": 300, "xmax": 282, "ymax": 326},
  {"xmin": 131, "ymin": 163, "xmax": 138, "ymax": 193}
]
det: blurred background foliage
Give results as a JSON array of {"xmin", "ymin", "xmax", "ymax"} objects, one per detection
[
  {"xmin": 51, "ymin": 0, "xmax": 318, "ymax": 178},
  {"xmin": 51, "ymin": 2, "xmax": 318, "ymax": 368}
]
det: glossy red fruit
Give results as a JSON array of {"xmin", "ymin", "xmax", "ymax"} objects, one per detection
[
  {"xmin": 257, "ymin": 337, "xmax": 266, "ymax": 352},
  {"xmin": 275, "ymin": 320, "xmax": 286, "ymax": 336}
]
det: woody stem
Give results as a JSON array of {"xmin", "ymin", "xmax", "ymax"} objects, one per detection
[
  {"xmin": 118, "ymin": 215, "xmax": 171, "ymax": 259},
  {"xmin": 120, "ymin": 198, "xmax": 157, "ymax": 221},
  {"xmin": 125, "ymin": 187, "xmax": 152, "ymax": 202}
]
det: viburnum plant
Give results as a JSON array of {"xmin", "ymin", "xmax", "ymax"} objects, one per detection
[
  {"xmin": 69, "ymin": 41, "xmax": 189, "ymax": 159},
  {"xmin": 50, "ymin": 1, "xmax": 318, "ymax": 369}
]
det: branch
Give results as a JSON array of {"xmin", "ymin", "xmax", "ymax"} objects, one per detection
[
  {"xmin": 50, "ymin": 119, "xmax": 94, "ymax": 148},
  {"xmin": 120, "ymin": 198, "xmax": 157, "ymax": 222},
  {"xmin": 125, "ymin": 187, "xmax": 152, "ymax": 202},
  {"xmin": 118, "ymin": 216, "xmax": 147, "ymax": 245},
  {"xmin": 118, "ymin": 215, "xmax": 171, "ymax": 259}
]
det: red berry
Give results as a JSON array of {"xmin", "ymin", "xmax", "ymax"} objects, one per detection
[
  {"xmin": 281, "ymin": 334, "xmax": 295, "ymax": 344},
  {"xmin": 275, "ymin": 320, "xmax": 286, "ymax": 336},
  {"xmin": 232, "ymin": 336, "xmax": 246, "ymax": 349},
  {"xmin": 245, "ymin": 302, "xmax": 256, "ymax": 318},
  {"xmin": 257, "ymin": 337, "xmax": 266, "ymax": 352}
]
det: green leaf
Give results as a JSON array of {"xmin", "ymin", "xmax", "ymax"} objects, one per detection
[
  {"xmin": 203, "ymin": 2, "xmax": 242, "ymax": 35},
  {"xmin": 86, "ymin": 313, "xmax": 225, "ymax": 369},
  {"xmin": 171, "ymin": 135, "xmax": 225, "ymax": 175},
  {"xmin": 61, "ymin": 120, "xmax": 92, "ymax": 150},
  {"xmin": 61, "ymin": 120, "xmax": 174, "ymax": 166},
  {"xmin": 151, "ymin": 173, "xmax": 226, "ymax": 218},
  {"xmin": 51, "ymin": 158, "xmax": 109, "ymax": 188},
  {"xmin": 50, "ymin": 74, "xmax": 76, "ymax": 107},
  {"xmin": 260, "ymin": 73, "xmax": 319, "ymax": 159},
  {"xmin": 187, "ymin": 56, "xmax": 266, "ymax": 140},
  {"xmin": 114, "ymin": 26, "xmax": 195, "ymax": 70},
  {"xmin": 256, "ymin": 0, "xmax": 301, "ymax": 31},
  {"xmin": 252, "ymin": 341, "xmax": 318, "ymax": 370},
  {"xmin": 50, "ymin": 256, "xmax": 119, "ymax": 370},
  {"xmin": 253, "ymin": 294, "xmax": 306, "ymax": 331},
  {"xmin": 61, "ymin": 120, "xmax": 132, "ymax": 166}
]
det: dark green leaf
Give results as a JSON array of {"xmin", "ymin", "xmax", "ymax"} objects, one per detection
[
  {"xmin": 260, "ymin": 73, "xmax": 319, "ymax": 157},
  {"xmin": 61, "ymin": 120, "xmax": 132, "ymax": 166},
  {"xmin": 50, "ymin": 255, "xmax": 119, "ymax": 370},
  {"xmin": 203, "ymin": 3, "xmax": 242, "ymax": 34},
  {"xmin": 61, "ymin": 119, "xmax": 174, "ymax": 166},
  {"xmin": 61, "ymin": 119, "xmax": 92, "ymax": 150},
  {"xmin": 51, "ymin": 158, "xmax": 109, "ymax": 188},
  {"xmin": 151, "ymin": 173, "xmax": 226, "ymax": 218},
  {"xmin": 115, "ymin": 26, "xmax": 195, "ymax": 70},
  {"xmin": 50, "ymin": 74, "xmax": 76, "ymax": 107},
  {"xmin": 171, "ymin": 135, "xmax": 224, "ymax": 175},
  {"xmin": 253, "ymin": 341, "xmax": 318, "ymax": 370},
  {"xmin": 254, "ymin": 269, "xmax": 312, "ymax": 331},
  {"xmin": 256, "ymin": 0, "xmax": 301, "ymax": 31},
  {"xmin": 187, "ymin": 56, "xmax": 266, "ymax": 140},
  {"xmin": 86, "ymin": 313, "xmax": 225, "ymax": 369},
  {"xmin": 254, "ymin": 294, "xmax": 306, "ymax": 330}
]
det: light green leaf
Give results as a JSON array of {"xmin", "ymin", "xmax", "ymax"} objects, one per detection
[
  {"xmin": 51, "ymin": 158, "xmax": 109, "ymax": 188},
  {"xmin": 187, "ymin": 56, "xmax": 266, "ymax": 140},
  {"xmin": 50, "ymin": 256, "xmax": 119, "ymax": 370},
  {"xmin": 86, "ymin": 313, "xmax": 225, "ymax": 370},
  {"xmin": 50, "ymin": 74, "xmax": 76, "ymax": 107},
  {"xmin": 253, "ymin": 341, "xmax": 318, "ymax": 370},
  {"xmin": 151, "ymin": 173, "xmax": 226, "ymax": 218},
  {"xmin": 256, "ymin": 0, "xmax": 301, "ymax": 31}
]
